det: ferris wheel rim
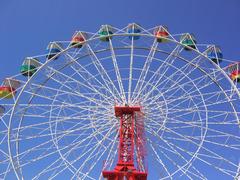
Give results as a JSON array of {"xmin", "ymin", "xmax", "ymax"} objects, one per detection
[
  {"xmin": 4, "ymin": 26, "xmax": 240, "ymax": 179},
  {"xmin": 8, "ymin": 47, "xmax": 239, "ymax": 178}
]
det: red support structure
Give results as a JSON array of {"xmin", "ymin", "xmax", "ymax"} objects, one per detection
[
  {"xmin": 102, "ymin": 106, "xmax": 148, "ymax": 180},
  {"xmin": 135, "ymin": 112, "xmax": 147, "ymax": 172}
]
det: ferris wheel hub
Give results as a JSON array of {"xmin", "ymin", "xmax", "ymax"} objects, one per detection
[{"xmin": 114, "ymin": 106, "xmax": 141, "ymax": 117}]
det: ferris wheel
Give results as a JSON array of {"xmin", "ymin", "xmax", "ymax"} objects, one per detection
[{"xmin": 0, "ymin": 23, "xmax": 240, "ymax": 180}]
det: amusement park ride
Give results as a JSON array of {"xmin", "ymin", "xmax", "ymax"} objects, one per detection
[{"xmin": 0, "ymin": 23, "xmax": 239, "ymax": 179}]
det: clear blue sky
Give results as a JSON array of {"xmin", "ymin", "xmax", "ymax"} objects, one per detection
[
  {"xmin": 0, "ymin": 0, "xmax": 240, "ymax": 80},
  {"xmin": 0, "ymin": 0, "xmax": 240, "ymax": 179}
]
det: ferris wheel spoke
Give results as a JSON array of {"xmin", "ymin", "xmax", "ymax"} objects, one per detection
[
  {"xmin": 163, "ymin": 114, "xmax": 240, "ymax": 139},
  {"xmin": 146, "ymin": 105, "xmax": 238, "ymax": 150},
  {"xmin": 33, "ymin": 157, "xmax": 76, "ymax": 180},
  {"xmin": 146, "ymin": 122, "xmax": 201, "ymax": 155},
  {"xmin": 155, "ymin": 77, "xmax": 207, "ymax": 103},
  {"xmin": 127, "ymin": 36, "xmax": 135, "ymax": 104},
  {"xmin": 162, "ymin": 129, "xmax": 240, "ymax": 152},
  {"xmin": 46, "ymin": 71, "xmax": 113, "ymax": 106},
  {"xmin": 24, "ymin": 85, "xmax": 89, "ymax": 107},
  {"xmin": 33, "ymin": 133, "xmax": 99, "ymax": 178},
  {"xmin": 146, "ymin": 120, "xmax": 203, "ymax": 150},
  {"xmin": 45, "ymin": 135, "xmax": 113, "ymax": 179},
  {"xmin": 143, "ymin": 75, "xmax": 237, "ymax": 124},
  {"xmin": 0, "ymin": 134, "xmax": 8, "ymax": 146},
  {"xmin": 108, "ymin": 38, "xmax": 126, "ymax": 103},
  {"xmin": 14, "ymin": 121, "xmax": 115, "ymax": 176},
  {"xmin": 159, "ymin": 68, "xmax": 231, "ymax": 107},
  {"xmin": 0, "ymin": 113, "xmax": 11, "ymax": 129},
  {"xmin": 147, "ymin": 139, "xmax": 173, "ymax": 179},
  {"xmin": 1, "ymin": 162, "xmax": 12, "ymax": 179},
  {"xmin": 43, "ymin": 63, "xmax": 115, "ymax": 103},
  {"xmin": 50, "ymin": 121, "xmax": 116, "ymax": 179},
  {"xmin": 158, "ymin": 70, "xmax": 226, "ymax": 104},
  {"xmin": 159, "ymin": 97, "xmax": 239, "ymax": 130},
  {"xmin": 162, "ymin": 125, "xmax": 238, "ymax": 172},
  {"xmin": 142, "ymin": 54, "xmax": 205, "ymax": 104},
  {"xmin": 132, "ymin": 44, "xmax": 183, "ymax": 103},
  {"xmin": 147, "ymin": 110, "xmax": 240, "ymax": 143},
  {"xmin": 154, "ymin": 104, "xmax": 238, "ymax": 126},
  {"xmin": 167, "ymin": 120, "xmax": 240, "ymax": 150},
  {"xmin": 16, "ymin": 118, "xmax": 101, "ymax": 142},
  {"xmin": 147, "ymin": 51, "xmax": 206, "ymax": 97},
  {"xmin": 16, "ymin": 102, "xmax": 109, "ymax": 118},
  {"xmin": 48, "ymin": 137, "xmax": 106, "ymax": 179},
  {"xmin": 101, "ymin": 131, "xmax": 118, "ymax": 171},
  {"xmin": 141, "ymin": 71, "xmax": 212, "ymax": 107},
  {"xmin": 58, "ymin": 122, "xmax": 115, "ymax": 156},
  {"xmin": 23, "ymin": 140, "xmax": 92, "ymax": 180},
  {"xmin": 143, "ymin": 89, "xmax": 201, "ymax": 123},
  {"xmin": 132, "ymin": 39, "xmax": 158, "ymax": 103},
  {"xmin": 78, "ymin": 135, "xmax": 118, "ymax": 180},
  {"xmin": 166, "ymin": 96, "xmax": 238, "ymax": 115},
  {"xmin": 146, "ymin": 121, "xmax": 206, "ymax": 176},
  {"xmin": 147, "ymin": 134, "xmax": 194, "ymax": 179},
  {"xmin": 42, "ymin": 65, "xmax": 97, "ymax": 95},
  {"xmin": 9, "ymin": 110, "xmax": 113, "ymax": 137},
  {"xmin": 19, "ymin": 112, "xmax": 114, "ymax": 143},
  {"xmin": 167, "ymin": 139, "xmax": 235, "ymax": 178},
  {"xmin": 62, "ymin": 51, "xmax": 120, "ymax": 102},
  {"xmin": 14, "ymin": 103, "xmax": 110, "ymax": 118},
  {"xmin": 14, "ymin": 114, "xmax": 115, "ymax": 157},
  {"xmin": 73, "ymin": 140, "xmax": 115, "ymax": 179},
  {"xmin": 166, "ymin": 103, "xmax": 238, "ymax": 118},
  {"xmin": 0, "ymin": 162, "xmax": 11, "ymax": 180},
  {"xmin": 194, "ymin": 153, "xmax": 237, "ymax": 177},
  {"xmin": 24, "ymin": 79, "xmax": 111, "ymax": 110},
  {"xmin": 85, "ymin": 44, "xmax": 122, "ymax": 102},
  {"xmin": 148, "ymin": 133, "xmax": 207, "ymax": 179},
  {"xmin": 13, "ymin": 103, "xmax": 111, "ymax": 128},
  {"xmin": 147, "ymin": 121, "xmax": 202, "ymax": 178},
  {"xmin": 156, "ymin": 132, "xmax": 204, "ymax": 177},
  {"xmin": 139, "ymin": 44, "xmax": 183, "ymax": 97},
  {"xmin": 158, "ymin": 55, "xmax": 205, "ymax": 89},
  {"xmin": 154, "ymin": 88, "xmax": 231, "ymax": 108},
  {"xmin": 145, "ymin": 44, "xmax": 186, "ymax": 90},
  {"xmin": 155, "ymin": 136, "xmax": 208, "ymax": 179}
]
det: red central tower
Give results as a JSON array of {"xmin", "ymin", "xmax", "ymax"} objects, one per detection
[{"xmin": 102, "ymin": 106, "xmax": 148, "ymax": 180}]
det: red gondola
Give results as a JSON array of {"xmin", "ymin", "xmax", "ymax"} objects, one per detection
[
  {"xmin": 70, "ymin": 31, "xmax": 87, "ymax": 48},
  {"xmin": 0, "ymin": 78, "xmax": 20, "ymax": 99},
  {"xmin": 154, "ymin": 26, "xmax": 169, "ymax": 43},
  {"xmin": 226, "ymin": 62, "xmax": 240, "ymax": 82}
]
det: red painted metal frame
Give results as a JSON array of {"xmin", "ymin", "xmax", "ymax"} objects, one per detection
[
  {"xmin": 135, "ymin": 112, "xmax": 147, "ymax": 172},
  {"xmin": 102, "ymin": 106, "xmax": 147, "ymax": 180}
]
